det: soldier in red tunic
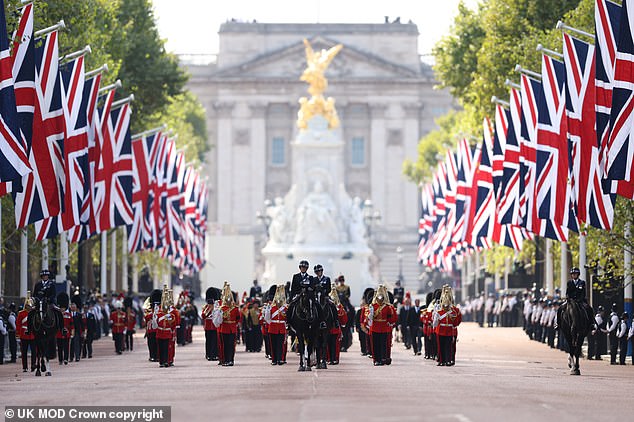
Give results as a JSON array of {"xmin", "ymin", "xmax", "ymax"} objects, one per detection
[
  {"xmin": 167, "ymin": 289, "xmax": 180, "ymax": 366},
  {"xmin": 124, "ymin": 297, "xmax": 136, "ymax": 351},
  {"xmin": 17, "ymin": 292, "xmax": 36, "ymax": 372},
  {"xmin": 367, "ymin": 285, "xmax": 397, "ymax": 366},
  {"xmin": 156, "ymin": 287, "xmax": 176, "ymax": 368},
  {"xmin": 55, "ymin": 292, "xmax": 72, "ymax": 365},
  {"xmin": 327, "ymin": 286, "xmax": 348, "ymax": 365},
  {"xmin": 214, "ymin": 282, "xmax": 242, "ymax": 366},
  {"xmin": 265, "ymin": 284, "xmax": 288, "ymax": 365},
  {"xmin": 432, "ymin": 284, "xmax": 462, "ymax": 366},
  {"xmin": 143, "ymin": 289, "xmax": 162, "ymax": 362},
  {"xmin": 202, "ymin": 287, "xmax": 221, "ymax": 361},
  {"xmin": 109, "ymin": 300, "xmax": 127, "ymax": 355}
]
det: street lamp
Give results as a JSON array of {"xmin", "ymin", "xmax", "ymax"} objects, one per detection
[
  {"xmin": 396, "ymin": 246, "xmax": 404, "ymax": 282},
  {"xmin": 362, "ymin": 199, "xmax": 381, "ymax": 241}
]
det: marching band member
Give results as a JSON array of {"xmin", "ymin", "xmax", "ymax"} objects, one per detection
[
  {"xmin": 124, "ymin": 297, "xmax": 137, "ymax": 351},
  {"xmin": 432, "ymin": 284, "xmax": 462, "ymax": 366},
  {"xmin": 156, "ymin": 286, "xmax": 176, "ymax": 368},
  {"xmin": 55, "ymin": 292, "xmax": 72, "ymax": 365},
  {"xmin": 17, "ymin": 292, "xmax": 36, "ymax": 372},
  {"xmin": 109, "ymin": 299, "xmax": 127, "ymax": 355},
  {"xmin": 202, "ymin": 287, "xmax": 221, "ymax": 361},
  {"xmin": 167, "ymin": 289, "xmax": 180, "ymax": 366},
  {"xmin": 367, "ymin": 285, "xmax": 397, "ymax": 366},
  {"xmin": 214, "ymin": 282, "xmax": 242, "ymax": 366},
  {"xmin": 327, "ymin": 284, "xmax": 348, "ymax": 365},
  {"xmin": 144, "ymin": 289, "xmax": 162, "ymax": 362},
  {"xmin": 265, "ymin": 284, "xmax": 288, "ymax": 365}
]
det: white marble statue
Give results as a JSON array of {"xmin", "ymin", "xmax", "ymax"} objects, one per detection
[
  {"xmin": 267, "ymin": 197, "xmax": 292, "ymax": 244},
  {"xmin": 294, "ymin": 180, "xmax": 340, "ymax": 244},
  {"xmin": 348, "ymin": 196, "xmax": 366, "ymax": 244}
]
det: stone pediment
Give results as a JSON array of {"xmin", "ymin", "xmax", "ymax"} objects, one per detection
[{"xmin": 212, "ymin": 36, "xmax": 421, "ymax": 80}]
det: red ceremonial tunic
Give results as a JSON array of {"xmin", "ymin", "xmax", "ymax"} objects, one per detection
[
  {"xmin": 110, "ymin": 310, "xmax": 127, "ymax": 334},
  {"xmin": 330, "ymin": 304, "xmax": 348, "ymax": 335},
  {"xmin": 259, "ymin": 307, "xmax": 268, "ymax": 335},
  {"xmin": 267, "ymin": 305, "xmax": 287, "ymax": 335},
  {"xmin": 201, "ymin": 304, "xmax": 217, "ymax": 331},
  {"xmin": 56, "ymin": 310, "xmax": 72, "ymax": 339},
  {"xmin": 144, "ymin": 310, "xmax": 156, "ymax": 334},
  {"xmin": 126, "ymin": 309, "xmax": 137, "ymax": 331},
  {"xmin": 16, "ymin": 309, "xmax": 34, "ymax": 340},
  {"xmin": 156, "ymin": 310, "xmax": 176, "ymax": 340},
  {"xmin": 219, "ymin": 305, "xmax": 241, "ymax": 334},
  {"xmin": 369, "ymin": 303, "xmax": 397, "ymax": 334},
  {"xmin": 434, "ymin": 307, "xmax": 461, "ymax": 337}
]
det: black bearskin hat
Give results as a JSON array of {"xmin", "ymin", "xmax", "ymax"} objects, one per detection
[
  {"xmin": 150, "ymin": 289, "xmax": 162, "ymax": 305},
  {"xmin": 205, "ymin": 287, "xmax": 221, "ymax": 304},
  {"xmin": 71, "ymin": 293, "xmax": 82, "ymax": 309},
  {"xmin": 123, "ymin": 296, "xmax": 133, "ymax": 309},
  {"xmin": 425, "ymin": 292, "xmax": 434, "ymax": 307},
  {"xmin": 57, "ymin": 292, "xmax": 69, "ymax": 309},
  {"xmin": 267, "ymin": 285, "xmax": 277, "ymax": 302},
  {"xmin": 363, "ymin": 288, "xmax": 375, "ymax": 304},
  {"xmin": 433, "ymin": 288, "xmax": 442, "ymax": 301}
]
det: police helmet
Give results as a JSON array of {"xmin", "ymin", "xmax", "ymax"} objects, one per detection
[
  {"xmin": 40, "ymin": 269, "xmax": 50, "ymax": 277},
  {"xmin": 314, "ymin": 264, "xmax": 323, "ymax": 272},
  {"xmin": 299, "ymin": 260, "xmax": 309, "ymax": 268},
  {"xmin": 569, "ymin": 267, "xmax": 580, "ymax": 274},
  {"xmin": 597, "ymin": 305, "xmax": 605, "ymax": 312}
]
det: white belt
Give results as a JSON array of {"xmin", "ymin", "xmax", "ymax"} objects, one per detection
[
  {"xmin": 439, "ymin": 323, "xmax": 453, "ymax": 327},
  {"xmin": 270, "ymin": 320, "xmax": 286, "ymax": 324}
]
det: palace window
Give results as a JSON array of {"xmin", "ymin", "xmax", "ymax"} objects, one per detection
[
  {"xmin": 351, "ymin": 136, "xmax": 365, "ymax": 166},
  {"xmin": 271, "ymin": 136, "xmax": 286, "ymax": 166}
]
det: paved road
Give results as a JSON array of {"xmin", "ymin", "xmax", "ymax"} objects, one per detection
[{"xmin": 2, "ymin": 323, "xmax": 633, "ymax": 422}]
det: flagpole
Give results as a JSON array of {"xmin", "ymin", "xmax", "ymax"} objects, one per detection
[
  {"xmin": 624, "ymin": 223, "xmax": 632, "ymax": 354},
  {"xmin": 132, "ymin": 253, "xmax": 139, "ymax": 294},
  {"xmin": 536, "ymin": 44, "xmax": 563, "ymax": 59},
  {"xmin": 34, "ymin": 20, "xmax": 65, "ymax": 38},
  {"xmin": 132, "ymin": 124, "xmax": 167, "ymax": 140},
  {"xmin": 59, "ymin": 45, "xmax": 91, "ymax": 63},
  {"xmin": 491, "ymin": 96, "xmax": 510, "ymax": 108},
  {"xmin": 560, "ymin": 241, "xmax": 568, "ymax": 297},
  {"xmin": 98, "ymin": 79, "xmax": 122, "ymax": 95},
  {"xmin": 545, "ymin": 239, "xmax": 553, "ymax": 296},
  {"xmin": 556, "ymin": 21, "xmax": 594, "ymax": 39},
  {"xmin": 579, "ymin": 230, "xmax": 588, "ymax": 305},
  {"xmin": 514, "ymin": 64, "xmax": 542, "ymax": 80},
  {"xmin": 42, "ymin": 239, "xmax": 49, "ymax": 271},
  {"xmin": 122, "ymin": 228, "xmax": 128, "ymax": 294},
  {"xmin": 111, "ymin": 229, "xmax": 117, "ymax": 293},
  {"xmin": 504, "ymin": 79, "xmax": 521, "ymax": 89},
  {"xmin": 60, "ymin": 234, "xmax": 69, "ymax": 294},
  {"xmin": 20, "ymin": 230, "xmax": 27, "ymax": 298},
  {"xmin": 85, "ymin": 64, "xmax": 108, "ymax": 79},
  {"xmin": 0, "ymin": 202, "xmax": 2, "ymax": 296},
  {"xmin": 111, "ymin": 94, "xmax": 135, "ymax": 110},
  {"xmin": 100, "ymin": 232, "xmax": 107, "ymax": 295}
]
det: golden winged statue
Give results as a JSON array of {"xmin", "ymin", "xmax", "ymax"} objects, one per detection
[{"xmin": 297, "ymin": 39, "xmax": 343, "ymax": 130}]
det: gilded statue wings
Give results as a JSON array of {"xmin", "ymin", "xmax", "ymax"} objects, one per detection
[{"xmin": 303, "ymin": 39, "xmax": 343, "ymax": 70}]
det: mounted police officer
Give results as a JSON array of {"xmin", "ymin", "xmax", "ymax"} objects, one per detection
[
  {"xmin": 313, "ymin": 264, "xmax": 331, "ymax": 306},
  {"xmin": 289, "ymin": 260, "xmax": 328, "ymax": 329},
  {"xmin": 556, "ymin": 267, "xmax": 594, "ymax": 330},
  {"xmin": 33, "ymin": 269, "xmax": 57, "ymax": 305}
]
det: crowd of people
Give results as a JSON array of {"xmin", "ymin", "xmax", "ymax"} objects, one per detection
[{"xmin": 458, "ymin": 268, "xmax": 634, "ymax": 366}]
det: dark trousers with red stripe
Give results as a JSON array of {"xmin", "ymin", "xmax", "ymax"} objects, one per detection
[
  {"xmin": 219, "ymin": 332, "xmax": 236, "ymax": 364},
  {"xmin": 437, "ymin": 335, "xmax": 453, "ymax": 364},
  {"xmin": 371, "ymin": 332, "xmax": 388, "ymax": 363},
  {"xmin": 157, "ymin": 338, "xmax": 169, "ymax": 366},
  {"xmin": 270, "ymin": 333, "xmax": 284, "ymax": 363},
  {"xmin": 205, "ymin": 329, "xmax": 218, "ymax": 360},
  {"xmin": 56, "ymin": 338, "xmax": 69, "ymax": 363},
  {"xmin": 146, "ymin": 332, "xmax": 157, "ymax": 361},
  {"xmin": 21, "ymin": 339, "xmax": 36, "ymax": 370}
]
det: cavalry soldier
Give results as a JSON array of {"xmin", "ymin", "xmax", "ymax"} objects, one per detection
[
  {"xmin": 202, "ymin": 287, "xmax": 221, "ymax": 361},
  {"xmin": 144, "ymin": 289, "xmax": 162, "ymax": 362},
  {"xmin": 326, "ymin": 284, "xmax": 348, "ymax": 365},
  {"xmin": 109, "ymin": 300, "xmax": 127, "ymax": 355},
  {"xmin": 432, "ymin": 285, "xmax": 462, "ymax": 366},
  {"xmin": 156, "ymin": 287, "xmax": 176, "ymax": 368},
  {"xmin": 214, "ymin": 282, "xmax": 242, "ymax": 366},
  {"xmin": 124, "ymin": 297, "xmax": 136, "ymax": 351},
  {"xmin": 55, "ymin": 292, "xmax": 72, "ymax": 365},
  {"xmin": 265, "ymin": 284, "xmax": 288, "ymax": 365},
  {"xmin": 17, "ymin": 292, "xmax": 36, "ymax": 372},
  {"xmin": 367, "ymin": 285, "xmax": 397, "ymax": 366}
]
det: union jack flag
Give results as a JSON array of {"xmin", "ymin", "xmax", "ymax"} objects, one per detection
[
  {"xmin": 595, "ymin": 0, "xmax": 621, "ymax": 187},
  {"xmin": 563, "ymin": 32, "xmax": 615, "ymax": 229},
  {"xmin": 519, "ymin": 74, "xmax": 567, "ymax": 241},
  {"xmin": 13, "ymin": 30, "xmax": 65, "ymax": 228},
  {"xmin": 607, "ymin": 0, "xmax": 634, "ymax": 198},
  {"xmin": 492, "ymin": 104, "xmax": 508, "ymax": 201},
  {"xmin": 497, "ymin": 88, "xmax": 522, "ymax": 226},
  {"xmin": 450, "ymin": 137, "xmax": 474, "ymax": 255},
  {"xmin": 127, "ymin": 131, "xmax": 162, "ymax": 253},
  {"xmin": 160, "ymin": 145, "xmax": 185, "ymax": 262},
  {"xmin": 145, "ymin": 134, "xmax": 169, "ymax": 249},
  {"xmin": 35, "ymin": 56, "xmax": 91, "ymax": 239},
  {"xmin": 92, "ymin": 91, "xmax": 133, "ymax": 232},
  {"xmin": 0, "ymin": 0, "xmax": 31, "ymax": 192},
  {"xmin": 535, "ymin": 54, "xmax": 577, "ymax": 232},
  {"xmin": 1, "ymin": 3, "xmax": 34, "ymax": 197}
]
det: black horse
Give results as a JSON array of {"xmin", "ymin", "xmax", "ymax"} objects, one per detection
[
  {"xmin": 559, "ymin": 300, "xmax": 593, "ymax": 375},
  {"xmin": 28, "ymin": 298, "xmax": 62, "ymax": 376},
  {"xmin": 288, "ymin": 288, "xmax": 320, "ymax": 372},
  {"xmin": 313, "ymin": 298, "xmax": 337, "ymax": 369}
]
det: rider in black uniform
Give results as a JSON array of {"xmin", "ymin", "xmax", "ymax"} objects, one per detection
[
  {"xmin": 556, "ymin": 267, "xmax": 594, "ymax": 330},
  {"xmin": 33, "ymin": 269, "xmax": 57, "ymax": 305}
]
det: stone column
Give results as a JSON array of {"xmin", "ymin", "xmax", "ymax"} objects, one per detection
[
  {"xmin": 402, "ymin": 103, "xmax": 422, "ymax": 227},
  {"xmin": 369, "ymin": 104, "xmax": 387, "ymax": 233},
  {"xmin": 214, "ymin": 101, "xmax": 235, "ymax": 225},
  {"xmin": 250, "ymin": 103, "xmax": 267, "ymax": 226}
]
